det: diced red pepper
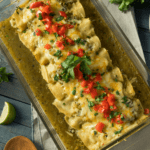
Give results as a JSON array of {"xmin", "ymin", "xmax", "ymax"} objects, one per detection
[
  {"xmin": 81, "ymin": 80, "xmax": 88, "ymax": 87},
  {"xmin": 67, "ymin": 24, "xmax": 74, "ymax": 29},
  {"xmin": 74, "ymin": 64, "xmax": 83, "ymax": 80},
  {"xmin": 94, "ymin": 73, "xmax": 102, "ymax": 82},
  {"xmin": 95, "ymin": 122, "xmax": 105, "ymax": 133},
  {"xmin": 98, "ymin": 100, "xmax": 110, "ymax": 114},
  {"xmin": 104, "ymin": 87, "xmax": 109, "ymax": 94},
  {"xmin": 77, "ymin": 48, "xmax": 84, "ymax": 57},
  {"xmin": 52, "ymin": 24, "xmax": 58, "ymax": 33},
  {"xmin": 41, "ymin": 5, "xmax": 52, "ymax": 14},
  {"xmin": 91, "ymin": 88, "xmax": 98, "ymax": 99},
  {"xmin": 59, "ymin": 11, "xmax": 67, "ymax": 18},
  {"xmin": 58, "ymin": 25, "xmax": 67, "ymax": 36},
  {"xmin": 88, "ymin": 81, "xmax": 94, "ymax": 90},
  {"xmin": 115, "ymin": 114, "xmax": 124, "ymax": 124},
  {"xmin": 107, "ymin": 94, "xmax": 115, "ymax": 106},
  {"xmin": 30, "ymin": 1, "xmax": 43, "ymax": 8},
  {"xmin": 83, "ymin": 88, "xmax": 91, "ymax": 94},
  {"xmin": 56, "ymin": 41, "xmax": 65, "ymax": 50},
  {"xmin": 93, "ymin": 104, "xmax": 101, "ymax": 111},
  {"xmin": 44, "ymin": 44, "xmax": 51, "ymax": 49},
  {"xmin": 35, "ymin": 28, "xmax": 42, "ymax": 36},
  {"xmin": 66, "ymin": 38, "xmax": 75, "ymax": 45},
  {"xmin": 110, "ymin": 105, "xmax": 117, "ymax": 111},
  {"xmin": 144, "ymin": 108, "xmax": 150, "ymax": 114}
]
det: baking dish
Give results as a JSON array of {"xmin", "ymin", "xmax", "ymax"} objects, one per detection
[{"xmin": 0, "ymin": 0, "xmax": 150, "ymax": 149}]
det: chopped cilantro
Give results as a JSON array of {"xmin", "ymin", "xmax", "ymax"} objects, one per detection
[
  {"xmin": 50, "ymin": 40, "xmax": 54, "ymax": 43},
  {"xmin": 87, "ymin": 99, "xmax": 95, "ymax": 111},
  {"xmin": 101, "ymin": 72, "xmax": 105, "ymax": 76},
  {"xmin": 95, "ymin": 82, "xmax": 105, "ymax": 90},
  {"xmin": 33, "ymin": 32, "xmax": 36, "ymax": 36},
  {"xmin": 114, "ymin": 126, "xmax": 123, "ymax": 134},
  {"xmin": 94, "ymin": 113, "xmax": 98, "ymax": 116},
  {"xmin": 112, "ymin": 123, "xmax": 114, "ymax": 127},
  {"xmin": 120, "ymin": 114, "xmax": 125, "ymax": 121},
  {"xmin": 80, "ymin": 90, "xmax": 84, "ymax": 97},
  {"xmin": 30, "ymin": 9, "xmax": 34, "ymax": 13},
  {"xmin": 0, "ymin": 67, "xmax": 12, "ymax": 83},
  {"xmin": 95, "ymin": 93, "xmax": 107, "ymax": 102},
  {"xmin": 37, "ymin": 25, "xmax": 41, "ymax": 27},
  {"xmin": 94, "ymin": 131, "xmax": 97, "ymax": 135},
  {"xmin": 74, "ymin": 38, "xmax": 86, "ymax": 45},
  {"xmin": 110, "ymin": 106, "xmax": 114, "ymax": 109},
  {"xmin": 55, "ymin": 16, "xmax": 64, "ymax": 22},
  {"xmin": 53, "ymin": 50, "xmax": 62, "ymax": 59},
  {"xmin": 54, "ymin": 33, "xmax": 59, "ymax": 39},
  {"xmin": 22, "ymin": 30, "xmax": 26, "ymax": 33},
  {"xmin": 122, "ymin": 96, "xmax": 129, "ymax": 107},
  {"xmin": 63, "ymin": 103, "xmax": 66, "ymax": 105},
  {"xmin": 115, "ymin": 78, "xmax": 118, "ymax": 82},
  {"xmin": 116, "ymin": 90, "xmax": 120, "ymax": 95},
  {"xmin": 26, "ymin": 6, "xmax": 29, "ymax": 9},
  {"xmin": 38, "ymin": 13, "xmax": 43, "ymax": 20},
  {"xmin": 72, "ymin": 87, "xmax": 76, "ymax": 95},
  {"xmin": 44, "ymin": 30, "xmax": 49, "ymax": 34},
  {"xmin": 49, "ymin": 13, "xmax": 55, "ymax": 16},
  {"xmin": 54, "ymin": 74, "xmax": 59, "ymax": 81},
  {"xmin": 60, "ymin": 55, "xmax": 92, "ymax": 82}
]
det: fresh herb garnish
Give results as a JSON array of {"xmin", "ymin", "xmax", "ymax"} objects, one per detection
[
  {"xmin": 94, "ymin": 113, "xmax": 98, "ymax": 116},
  {"xmin": 120, "ymin": 114, "xmax": 125, "ymax": 121},
  {"xmin": 0, "ymin": 67, "xmax": 12, "ymax": 83},
  {"xmin": 22, "ymin": 30, "xmax": 26, "ymax": 33},
  {"xmin": 63, "ymin": 103, "xmax": 66, "ymax": 105},
  {"xmin": 80, "ymin": 90, "xmax": 84, "ymax": 97},
  {"xmin": 30, "ymin": 9, "xmax": 34, "ymax": 13},
  {"xmin": 116, "ymin": 90, "xmax": 120, "ymax": 95},
  {"xmin": 50, "ymin": 40, "xmax": 54, "ymax": 43},
  {"xmin": 94, "ymin": 131, "xmax": 97, "ymax": 135},
  {"xmin": 122, "ymin": 96, "xmax": 129, "ymax": 107},
  {"xmin": 49, "ymin": 13, "xmax": 55, "ymax": 16},
  {"xmin": 110, "ymin": 106, "xmax": 114, "ymax": 109},
  {"xmin": 44, "ymin": 30, "xmax": 49, "ymax": 34},
  {"xmin": 114, "ymin": 126, "xmax": 123, "ymax": 134},
  {"xmin": 109, "ymin": 0, "xmax": 145, "ymax": 12},
  {"xmin": 26, "ymin": 6, "xmax": 29, "ymax": 9},
  {"xmin": 112, "ymin": 123, "xmax": 114, "ymax": 127},
  {"xmin": 95, "ymin": 82, "xmax": 105, "ymax": 90},
  {"xmin": 87, "ymin": 99, "xmax": 95, "ymax": 111},
  {"xmin": 74, "ymin": 38, "xmax": 86, "ymax": 45},
  {"xmin": 54, "ymin": 33, "xmax": 59, "ymax": 39},
  {"xmin": 37, "ymin": 25, "xmax": 41, "ymax": 27},
  {"xmin": 55, "ymin": 16, "xmax": 64, "ymax": 22},
  {"xmin": 33, "ymin": 32, "xmax": 36, "ymax": 36},
  {"xmin": 95, "ymin": 93, "xmax": 107, "ymax": 102},
  {"xmin": 53, "ymin": 50, "xmax": 62, "ymax": 59},
  {"xmin": 115, "ymin": 78, "xmax": 118, "ymax": 82},
  {"xmin": 72, "ymin": 87, "xmax": 76, "ymax": 95},
  {"xmin": 54, "ymin": 74, "xmax": 59, "ymax": 81},
  {"xmin": 60, "ymin": 55, "xmax": 92, "ymax": 82},
  {"xmin": 38, "ymin": 13, "xmax": 43, "ymax": 20},
  {"xmin": 101, "ymin": 72, "xmax": 105, "ymax": 76}
]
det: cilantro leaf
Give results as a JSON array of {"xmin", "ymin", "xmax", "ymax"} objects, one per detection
[
  {"xmin": 95, "ymin": 82, "xmax": 105, "ymax": 90},
  {"xmin": 0, "ymin": 67, "xmax": 12, "ymax": 83},
  {"xmin": 53, "ymin": 50, "xmax": 63, "ymax": 59},
  {"xmin": 87, "ymin": 99, "xmax": 95, "ymax": 111},
  {"xmin": 95, "ymin": 93, "xmax": 107, "ymax": 102},
  {"xmin": 55, "ymin": 16, "xmax": 64, "ymax": 22},
  {"xmin": 114, "ymin": 126, "xmax": 123, "ymax": 134}
]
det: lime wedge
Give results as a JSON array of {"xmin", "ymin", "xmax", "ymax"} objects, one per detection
[{"xmin": 0, "ymin": 102, "xmax": 16, "ymax": 125}]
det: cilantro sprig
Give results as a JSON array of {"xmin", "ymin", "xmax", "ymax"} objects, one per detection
[
  {"xmin": 53, "ymin": 50, "xmax": 63, "ymax": 59},
  {"xmin": 87, "ymin": 99, "xmax": 95, "ymax": 111},
  {"xmin": 109, "ymin": 0, "xmax": 144, "ymax": 12},
  {"xmin": 60, "ymin": 55, "xmax": 92, "ymax": 82},
  {"xmin": 0, "ymin": 67, "xmax": 12, "ymax": 83},
  {"xmin": 114, "ymin": 126, "xmax": 123, "ymax": 134}
]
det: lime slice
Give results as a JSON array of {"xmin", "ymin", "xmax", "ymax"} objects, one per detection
[{"xmin": 0, "ymin": 102, "xmax": 16, "ymax": 125}]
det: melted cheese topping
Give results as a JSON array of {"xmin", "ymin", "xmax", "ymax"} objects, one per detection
[{"xmin": 10, "ymin": 0, "xmax": 147, "ymax": 150}]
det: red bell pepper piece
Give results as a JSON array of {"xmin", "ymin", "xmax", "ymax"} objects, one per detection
[
  {"xmin": 52, "ymin": 24, "xmax": 58, "ymax": 33},
  {"xmin": 44, "ymin": 44, "xmax": 51, "ymax": 49},
  {"xmin": 81, "ymin": 80, "xmax": 88, "ymax": 87},
  {"xmin": 58, "ymin": 25, "xmax": 67, "ymax": 36},
  {"xmin": 83, "ymin": 88, "xmax": 91, "ymax": 94},
  {"xmin": 107, "ymin": 94, "xmax": 115, "ymax": 106},
  {"xmin": 95, "ymin": 122, "xmax": 105, "ymax": 133},
  {"xmin": 94, "ymin": 73, "xmax": 102, "ymax": 82},
  {"xmin": 91, "ymin": 88, "xmax": 98, "ymax": 99},
  {"xmin": 59, "ymin": 11, "xmax": 67, "ymax": 18},
  {"xmin": 74, "ymin": 64, "xmax": 83, "ymax": 80},
  {"xmin": 56, "ymin": 41, "xmax": 65, "ymax": 50},
  {"xmin": 115, "ymin": 114, "xmax": 124, "ymax": 124},
  {"xmin": 30, "ymin": 2, "xmax": 43, "ymax": 8},
  {"xmin": 77, "ymin": 48, "xmax": 84, "ymax": 57},
  {"xmin": 41, "ymin": 5, "xmax": 51, "ymax": 14},
  {"xmin": 144, "ymin": 108, "xmax": 150, "ymax": 114},
  {"xmin": 67, "ymin": 24, "xmax": 74, "ymax": 29},
  {"xmin": 66, "ymin": 38, "xmax": 75, "ymax": 45},
  {"xmin": 93, "ymin": 104, "xmax": 101, "ymax": 111},
  {"xmin": 35, "ymin": 28, "xmax": 42, "ymax": 36},
  {"xmin": 98, "ymin": 100, "xmax": 110, "ymax": 114}
]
